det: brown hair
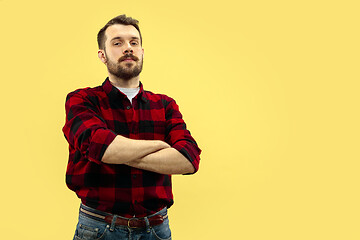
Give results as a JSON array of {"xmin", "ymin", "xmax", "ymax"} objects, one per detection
[{"xmin": 97, "ymin": 14, "xmax": 142, "ymax": 50}]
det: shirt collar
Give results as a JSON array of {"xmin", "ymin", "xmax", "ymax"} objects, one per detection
[{"xmin": 102, "ymin": 77, "xmax": 149, "ymax": 102}]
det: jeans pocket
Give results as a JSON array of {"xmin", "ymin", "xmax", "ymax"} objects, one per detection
[
  {"xmin": 151, "ymin": 218, "xmax": 172, "ymax": 240},
  {"xmin": 74, "ymin": 223, "xmax": 108, "ymax": 240}
]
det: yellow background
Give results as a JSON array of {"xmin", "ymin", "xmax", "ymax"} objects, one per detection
[{"xmin": 0, "ymin": 0, "xmax": 359, "ymax": 239}]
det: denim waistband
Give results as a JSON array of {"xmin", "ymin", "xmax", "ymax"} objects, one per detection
[
  {"xmin": 80, "ymin": 204, "xmax": 168, "ymax": 232},
  {"xmin": 79, "ymin": 203, "xmax": 167, "ymax": 221}
]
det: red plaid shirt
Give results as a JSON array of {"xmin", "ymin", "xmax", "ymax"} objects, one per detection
[{"xmin": 63, "ymin": 78, "xmax": 201, "ymax": 217}]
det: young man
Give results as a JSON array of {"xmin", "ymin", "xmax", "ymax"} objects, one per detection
[{"xmin": 62, "ymin": 14, "xmax": 201, "ymax": 239}]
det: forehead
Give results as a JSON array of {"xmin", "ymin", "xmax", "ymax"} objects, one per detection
[{"xmin": 105, "ymin": 24, "xmax": 140, "ymax": 41}]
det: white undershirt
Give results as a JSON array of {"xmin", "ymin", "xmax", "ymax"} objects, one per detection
[{"xmin": 116, "ymin": 87, "xmax": 140, "ymax": 104}]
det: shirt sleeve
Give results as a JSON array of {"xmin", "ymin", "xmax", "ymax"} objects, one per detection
[
  {"xmin": 164, "ymin": 98, "xmax": 202, "ymax": 174},
  {"xmin": 62, "ymin": 90, "xmax": 117, "ymax": 164}
]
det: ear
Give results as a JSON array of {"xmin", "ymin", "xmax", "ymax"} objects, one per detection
[{"xmin": 98, "ymin": 50, "xmax": 107, "ymax": 64}]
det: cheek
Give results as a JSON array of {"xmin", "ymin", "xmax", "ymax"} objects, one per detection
[
  {"xmin": 134, "ymin": 48, "xmax": 143, "ymax": 55},
  {"xmin": 136, "ymin": 51, "xmax": 144, "ymax": 60},
  {"xmin": 107, "ymin": 47, "xmax": 123, "ymax": 57}
]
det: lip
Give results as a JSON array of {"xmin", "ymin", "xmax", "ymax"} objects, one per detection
[{"xmin": 122, "ymin": 58, "xmax": 135, "ymax": 62}]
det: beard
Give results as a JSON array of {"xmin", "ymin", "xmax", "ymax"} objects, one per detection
[{"xmin": 106, "ymin": 53, "xmax": 143, "ymax": 80}]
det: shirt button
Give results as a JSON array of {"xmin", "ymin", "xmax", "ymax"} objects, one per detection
[
  {"xmin": 133, "ymin": 175, "xmax": 137, "ymax": 179},
  {"xmin": 126, "ymin": 106, "xmax": 131, "ymax": 110}
]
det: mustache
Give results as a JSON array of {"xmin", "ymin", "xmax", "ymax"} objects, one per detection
[{"xmin": 119, "ymin": 54, "xmax": 139, "ymax": 62}]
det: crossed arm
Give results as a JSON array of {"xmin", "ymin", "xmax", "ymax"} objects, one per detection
[
  {"xmin": 63, "ymin": 91, "xmax": 199, "ymax": 175},
  {"xmin": 101, "ymin": 135, "xmax": 195, "ymax": 175}
]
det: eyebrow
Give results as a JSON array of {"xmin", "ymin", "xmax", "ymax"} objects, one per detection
[{"xmin": 110, "ymin": 36, "xmax": 140, "ymax": 41}]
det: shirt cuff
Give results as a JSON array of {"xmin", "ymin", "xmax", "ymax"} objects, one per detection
[
  {"xmin": 87, "ymin": 128, "xmax": 117, "ymax": 164},
  {"xmin": 172, "ymin": 142, "xmax": 201, "ymax": 174}
]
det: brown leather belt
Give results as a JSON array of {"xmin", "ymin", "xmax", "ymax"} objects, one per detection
[
  {"xmin": 104, "ymin": 214, "xmax": 166, "ymax": 228},
  {"xmin": 80, "ymin": 206, "xmax": 167, "ymax": 228}
]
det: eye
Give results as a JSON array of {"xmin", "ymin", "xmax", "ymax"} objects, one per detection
[
  {"xmin": 113, "ymin": 41, "xmax": 122, "ymax": 46},
  {"xmin": 131, "ymin": 41, "xmax": 139, "ymax": 46}
]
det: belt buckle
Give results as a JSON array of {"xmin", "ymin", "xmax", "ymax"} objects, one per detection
[{"xmin": 127, "ymin": 217, "xmax": 136, "ymax": 228}]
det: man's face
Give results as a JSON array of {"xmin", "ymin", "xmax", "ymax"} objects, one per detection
[{"xmin": 101, "ymin": 24, "xmax": 144, "ymax": 80}]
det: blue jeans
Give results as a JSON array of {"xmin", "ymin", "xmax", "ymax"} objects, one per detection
[{"xmin": 73, "ymin": 204, "xmax": 172, "ymax": 240}]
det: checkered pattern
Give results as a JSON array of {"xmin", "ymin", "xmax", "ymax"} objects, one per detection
[{"xmin": 62, "ymin": 78, "xmax": 201, "ymax": 217}]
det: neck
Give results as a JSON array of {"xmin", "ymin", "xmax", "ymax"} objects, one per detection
[{"xmin": 108, "ymin": 73, "xmax": 140, "ymax": 88}]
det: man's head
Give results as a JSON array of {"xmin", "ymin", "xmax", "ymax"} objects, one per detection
[
  {"xmin": 97, "ymin": 15, "xmax": 144, "ymax": 80},
  {"xmin": 97, "ymin": 14, "xmax": 142, "ymax": 50}
]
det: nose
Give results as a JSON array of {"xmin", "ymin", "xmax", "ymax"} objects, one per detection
[
  {"xmin": 123, "ymin": 49, "xmax": 133, "ymax": 54},
  {"xmin": 123, "ymin": 43, "xmax": 134, "ymax": 54}
]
